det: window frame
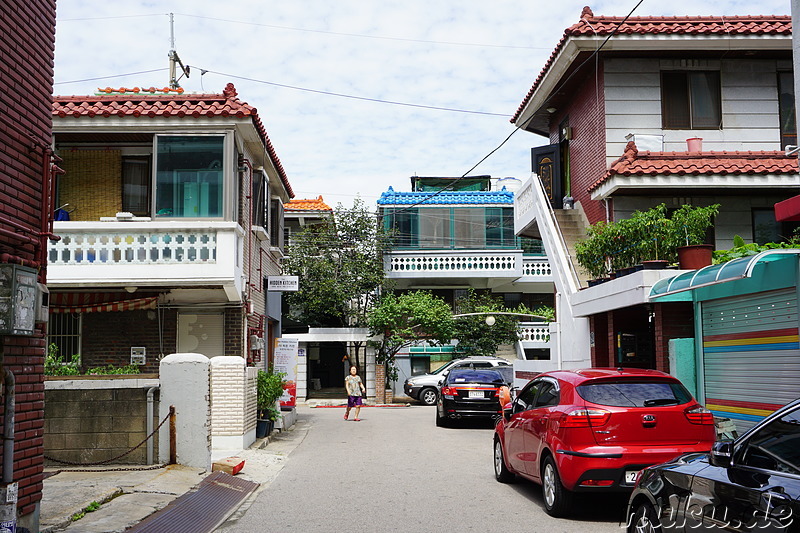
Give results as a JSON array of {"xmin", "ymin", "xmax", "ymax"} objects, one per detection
[{"xmin": 661, "ymin": 70, "xmax": 722, "ymax": 130}]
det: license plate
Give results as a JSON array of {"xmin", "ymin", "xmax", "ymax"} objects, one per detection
[
  {"xmin": 624, "ymin": 470, "xmax": 638, "ymax": 484},
  {"xmin": 469, "ymin": 390, "xmax": 484, "ymax": 398}
]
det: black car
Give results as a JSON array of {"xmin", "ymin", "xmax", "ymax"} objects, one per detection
[
  {"xmin": 626, "ymin": 398, "xmax": 800, "ymax": 532},
  {"xmin": 435, "ymin": 367, "xmax": 511, "ymax": 427}
]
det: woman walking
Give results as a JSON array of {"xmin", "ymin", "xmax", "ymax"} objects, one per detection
[{"xmin": 344, "ymin": 365, "xmax": 365, "ymax": 421}]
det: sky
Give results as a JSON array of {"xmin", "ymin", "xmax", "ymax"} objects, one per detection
[{"xmin": 52, "ymin": 0, "xmax": 791, "ymax": 208}]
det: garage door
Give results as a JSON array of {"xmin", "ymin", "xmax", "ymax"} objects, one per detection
[{"xmin": 701, "ymin": 288, "xmax": 800, "ymax": 432}]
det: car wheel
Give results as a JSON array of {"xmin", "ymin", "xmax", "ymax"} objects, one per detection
[
  {"xmin": 420, "ymin": 387, "xmax": 438, "ymax": 406},
  {"xmin": 628, "ymin": 502, "xmax": 662, "ymax": 533},
  {"xmin": 541, "ymin": 455, "xmax": 572, "ymax": 517},
  {"xmin": 493, "ymin": 438, "xmax": 515, "ymax": 483}
]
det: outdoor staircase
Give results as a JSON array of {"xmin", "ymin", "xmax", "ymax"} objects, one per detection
[
  {"xmin": 495, "ymin": 343, "xmax": 518, "ymax": 361},
  {"xmin": 553, "ymin": 209, "xmax": 591, "ymax": 288}
]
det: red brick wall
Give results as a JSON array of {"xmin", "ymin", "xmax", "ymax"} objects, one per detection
[
  {"xmin": 549, "ymin": 62, "xmax": 608, "ymax": 225},
  {"xmin": 82, "ymin": 309, "xmax": 178, "ymax": 373},
  {"xmin": 0, "ymin": 0, "xmax": 57, "ymax": 523},
  {"xmin": 653, "ymin": 302, "xmax": 695, "ymax": 373}
]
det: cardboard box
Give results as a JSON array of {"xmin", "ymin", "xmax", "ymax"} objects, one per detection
[{"xmin": 212, "ymin": 456, "xmax": 245, "ymax": 476}]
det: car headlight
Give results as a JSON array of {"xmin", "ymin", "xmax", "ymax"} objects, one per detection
[{"xmin": 406, "ymin": 380, "xmax": 415, "ymax": 386}]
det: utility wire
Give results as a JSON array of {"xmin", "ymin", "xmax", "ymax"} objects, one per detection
[
  {"xmin": 386, "ymin": 0, "xmax": 646, "ymax": 214},
  {"xmin": 53, "ymin": 68, "xmax": 169, "ymax": 86},
  {"xmin": 190, "ymin": 68, "xmax": 508, "ymax": 117}
]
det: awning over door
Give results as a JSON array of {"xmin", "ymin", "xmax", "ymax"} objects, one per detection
[
  {"xmin": 775, "ymin": 194, "xmax": 800, "ymax": 222},
  {"xmin": 649, "ymin": 250, "xmax": 800, "ymax": 301},
  {"xmin": 50, "ymin": 293, "xmax": 159, "ymax": 313}
]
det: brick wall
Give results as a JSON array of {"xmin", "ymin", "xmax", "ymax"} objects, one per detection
[
  {"xmin": 210, "ymin": 358, "xmax": 252, "ymax": 437},
  {"xmin": 43, "ymin": 380, "xmax": 159, "ymax": 465},
  {"xmin": 0, "ymin": 0, "xmax": 57, "ymax": 524},
  {"xmin": 653, "ymin": 302, "xmax": 695, "ymax": 373},
  {"xmin": 549, "ymin": 62, "xmax": 609, "ymax": 225},
  {"xmin": 82, "ymin": 308, "xmax": 177, "ymax": 373}
]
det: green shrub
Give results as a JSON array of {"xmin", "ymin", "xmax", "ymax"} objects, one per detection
[{"xmin": 45, "ymin": 344, "xmax": 80, "ymax": 376}]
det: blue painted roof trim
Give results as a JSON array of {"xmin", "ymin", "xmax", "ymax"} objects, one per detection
[{"xmin": 377, "ymin": 186, "xmax": 514, "ymax": 205}]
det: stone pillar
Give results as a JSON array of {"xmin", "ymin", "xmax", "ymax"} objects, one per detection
[
  {"xmin": 159, "ymin": 353, "xmax": 211, "ymax": 470},
  {"xmin": 375, "ymin": 362, "xmax": 386, "ymax": 404}
]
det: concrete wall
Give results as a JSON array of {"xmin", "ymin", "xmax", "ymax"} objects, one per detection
[{"xmin": 44, "ymin": 377, "xmax": 160, "ymax": 465}]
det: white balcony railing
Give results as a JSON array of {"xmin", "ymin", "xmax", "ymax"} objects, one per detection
[
  {"xmin": 520, "ymin": 257, "xmax": 552, "ymax": 279},
  {"xmin": 517, "ymin": 321, "xmax": 551, "ymax": 345},
  {"xmin": 47, "ymin": 221, "xmax": 244, "ymax": 298},
  {"xmin": 385, "ymin": 250, "xmax": 525, "ymax": 279}
]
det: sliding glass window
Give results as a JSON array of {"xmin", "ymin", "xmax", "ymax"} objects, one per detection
[{"xmin": 155, "ymin": 136, "xmax": 225, "ymax": 218}]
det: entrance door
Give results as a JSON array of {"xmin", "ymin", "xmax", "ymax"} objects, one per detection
[{"xmin": 177, "ymin": 311, "xmax": 224, "ymax": 357}]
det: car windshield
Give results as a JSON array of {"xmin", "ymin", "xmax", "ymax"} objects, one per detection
[
  {"xmin": 577, "ymin": 380, "xmax": 693, "ymax": 407},
  {"xmin": 446, "ymin": 369, "xmax": 505, "ymax": 386},
  {"xmin": 494, "ymin": 366, "xmax": 514, "ymax": 385}
]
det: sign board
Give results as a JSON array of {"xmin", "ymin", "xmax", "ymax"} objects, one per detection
[
  {"xmin": 267, "ymin": 276, "xmax": 299, "ymax": 292},
  {"xmin": 274, "ymin": 338, "xmax": 298, "ymax": 408}
]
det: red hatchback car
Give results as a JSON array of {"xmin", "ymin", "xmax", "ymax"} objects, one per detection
[{"xmin": 493, "ymin": 368, "xmax": 716, "ymax": 517}]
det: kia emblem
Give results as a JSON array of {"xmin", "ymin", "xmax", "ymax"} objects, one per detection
[{"xmin": 642, "ymin": 414, "xmax": 656, "ymax": 426}]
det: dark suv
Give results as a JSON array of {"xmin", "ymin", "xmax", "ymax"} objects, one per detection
[{"xmin": 435, "ymin": 367, "xmax": 513, "ymax": 427}]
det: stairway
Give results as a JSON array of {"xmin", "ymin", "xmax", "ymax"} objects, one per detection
[
  {"xmin": 494, "ymin": 343, "xmax": 518, "ymax": 361},
  {"xmin": 552, "ymin": 209, "xmax": 591, "ymax": 288}
]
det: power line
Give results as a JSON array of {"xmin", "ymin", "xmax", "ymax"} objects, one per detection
[
  {"xmin": 53, "ymin": 68, "xmax": 169, "ymax": 86},
  {"xmin": 189, "ymin": 68, "xmax": 508, "ymax": 117}
]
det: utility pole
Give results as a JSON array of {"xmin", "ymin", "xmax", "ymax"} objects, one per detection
[{"xmin": 168, "ymin": 13, "xmax": 190, "ymax": 89}]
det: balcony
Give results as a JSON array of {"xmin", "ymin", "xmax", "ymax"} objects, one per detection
[
  {"xmin": 47, "ymin": 221, "xmax": 244, "ymax": 300},
  {"xmin": 384, "ymin": 250, "xmax": 551, "ymax": 287}
]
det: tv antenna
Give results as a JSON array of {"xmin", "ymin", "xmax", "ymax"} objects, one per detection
[{"xmin": 168, "ymin": 13, "xmax": 190, "ymax": 89}]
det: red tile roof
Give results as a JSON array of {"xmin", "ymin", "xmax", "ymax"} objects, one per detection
[
  {"xmin": 285, "ymin": 196, "xmax": 333, "ymax": 211},
  {"xmin": 590, "ymin": 141, "xmax": 799, "ymax": 191},
  {"xmin": 52, "ymin": 83, "xmax": 293, "ymax": 197},
  {"xmin": 511, "ymin": 7, "xmax": 791, "ymax": 123}
]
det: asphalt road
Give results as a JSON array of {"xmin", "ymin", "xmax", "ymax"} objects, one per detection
[{"xmin": 219, "ymin": 405, "xmax": 630, "ymax": 533}]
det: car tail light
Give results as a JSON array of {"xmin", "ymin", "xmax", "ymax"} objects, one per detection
[
  {"xmin": 441, "ymin": 386, "xmax": 459, "ymax": 398},
  {"xmin": 684, "ymin": 404, "xmax": 715, "ymax": 425},
  {"xmin": 559, "ymin": 408, "xmax": 611, "ymax": 428},
  {"xmin": 579, "ymin": 479, "xmax": 614, "ymax": 487}
]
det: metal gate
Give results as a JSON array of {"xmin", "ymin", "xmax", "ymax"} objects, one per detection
[{"xmin": 701, "ymin": 288, "xmax": 800, "ymax": 432}]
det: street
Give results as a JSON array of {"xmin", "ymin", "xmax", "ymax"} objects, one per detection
[{"xmin": 219, "ymin": 405, "xmax": 629, "ymax": 533}]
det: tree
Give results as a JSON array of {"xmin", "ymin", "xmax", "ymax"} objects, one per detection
[
  {"xmin": 451, "ymin": 289, "xmax": 527, "ymax": 357},
  {"xmin": 367, "ymin": 291, "xmax": 454, "ymax": 384},
  {"xmin": 282, "ymin": 198, "xmax": 389, "ymax": 370}
]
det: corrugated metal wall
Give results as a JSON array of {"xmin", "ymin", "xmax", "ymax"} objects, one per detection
[{"xmin": 701, "ymin": 288, "xmax": 800, "ymax": 432}]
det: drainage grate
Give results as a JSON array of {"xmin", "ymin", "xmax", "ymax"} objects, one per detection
[{"xmin": 126, "ymin": 471, "xmax": 259, "ymax": 533}]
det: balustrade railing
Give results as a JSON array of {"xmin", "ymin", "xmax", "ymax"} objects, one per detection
[
  {"xmin": 386, "ymin": 251, "xmax": 520, "ymax": 274},
  {"xmin": 521, "ymin": 257, "xmax": 552, "ymax": 278},
  {"xmin": 49, "ymin": 229, "xmax": 218, "ymax": 265},
  {"xmin": 517, "ymin": 322, "xmax": 551, "ymax": 344}
]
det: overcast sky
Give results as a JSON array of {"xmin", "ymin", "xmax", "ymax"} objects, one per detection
[{"xmin": 53, "ymin": 0, "xmax": 791, "ymax": 207}]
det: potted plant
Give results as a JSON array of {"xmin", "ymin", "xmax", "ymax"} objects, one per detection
[
  {"xmin": 575, "ymin": 221, "xmax": 614, "ymax": 283},
  {"xmin": 256, "ymin": 369, "xmax": 287, "ymax": 438},
  {"xmin": 632, "ymin": 204, "xmax": 673, "ymax": 268},
  {"xmin": 670, "ymin": 204, "xmax": 720, "ymax": 269}
]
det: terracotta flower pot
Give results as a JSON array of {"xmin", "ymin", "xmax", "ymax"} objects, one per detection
[{"xmin": 677, "ymin": 244, "xmax": 713, "ymax": 270}]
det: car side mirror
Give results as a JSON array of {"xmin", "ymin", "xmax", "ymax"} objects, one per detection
[
  {"xmin": 710, "ymin": 440, "xmax": 733, "ymax": 468},
  {"xmin": 503, "ymin": 402, "xmax": 513, "ymax": 422}
]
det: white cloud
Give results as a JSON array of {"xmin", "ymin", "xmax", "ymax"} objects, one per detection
[{"xmin": 54, "ymin": 0, "xmax": 791, "ymax": 206}]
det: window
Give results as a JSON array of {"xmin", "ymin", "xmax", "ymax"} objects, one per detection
[
  {"xmin": 752, "ymin": 208, "xmax": 800, "ymax": 245},
  {"xmin": 122, "ymin": 157, "xmax": 150, "ymax": 216},
  {"xmin": 577, "ymin": 380, "xmax": 693, "ymax": 407},
  {"xmin": 155, "ymin": 136, "xmax": 225, "ymax": 218},
  {"xmin": 252, "ymin": 170, "xmax": 268, "ymax": 230},
  {"xmin": 454, "ymin": 208, "xmax": 484, "ymax": 248},
  {"xmin": 418, "ymin": 208, "xmax": 450, "ymax": 248},
  {"xmin": 662, "ymin": 71, "xmax": 722, "ymax": 129},
  {"xmin": 270, "ymin": 199, "xmax": 284, "ymax": 250},
  {"xmin": 48, "ymin": 313, "xmax": 82, "ymax": 364},
  {"xmin": 778, "ymin": 71, "xmax": 797, "ymax": 150},
  {"xmin": 737, "ymin": 407, "xmax": 800, "ymax": 475},
  {"xmin": 534, "ymin": 382, "xmax": 559, "ymax": 408},
  {"xmin": 514, "ymin": 381, "xmax": 540, "ymax": 413}
]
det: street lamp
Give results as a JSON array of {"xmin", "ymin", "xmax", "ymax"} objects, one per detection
[{"xmin": 484, "ymin": 315, "xmax": 496, "ymax": 326}]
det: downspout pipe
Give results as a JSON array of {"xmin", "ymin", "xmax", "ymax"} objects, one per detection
[
  {"xmin": 146, "ymin": 386, "xmax": 159, "ymax": 465},
  {"xmin": 2, "ymin": 368, "xmax": 14, "ymax": 484}
]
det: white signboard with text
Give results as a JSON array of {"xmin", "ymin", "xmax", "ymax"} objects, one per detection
[
  {"xmin": 274, "ymin": 338, "xmax": 299, "ymax": 407},
  {"xmin": 267, "ymin": 276, "xmax": 299, "ymax": 292}
]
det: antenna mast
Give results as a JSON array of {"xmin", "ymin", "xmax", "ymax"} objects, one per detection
[{"xmin": 168, "ymin": 13, "xmax": 190, "ymax": 89}]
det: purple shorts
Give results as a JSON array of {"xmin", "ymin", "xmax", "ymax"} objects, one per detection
[{"xmin": 347, "ymin": 395, "xmax": 363, "ymax": 407}]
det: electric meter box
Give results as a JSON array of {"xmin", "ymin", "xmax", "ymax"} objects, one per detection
[{"xmin": 0, "ymin": 264, "xmax": 39, "ymax": 336}]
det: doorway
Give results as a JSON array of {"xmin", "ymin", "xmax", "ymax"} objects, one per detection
[{"xmin": 307, "ymin": 342, "xmax": 348, "ymax": 399}]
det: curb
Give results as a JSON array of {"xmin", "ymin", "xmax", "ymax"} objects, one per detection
[{"xmin": 308, "ymin": 403, "xmax": 411, "ymax": 408}]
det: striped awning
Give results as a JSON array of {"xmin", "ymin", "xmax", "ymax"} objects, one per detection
[{"xmin": 50, "ymin": 293, "xmax": 159, "ymax": 313}]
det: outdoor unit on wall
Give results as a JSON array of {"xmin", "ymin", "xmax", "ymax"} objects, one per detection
[{"xmin": 0, "ymin": 264, "xmax": 39, "ymax": 336}]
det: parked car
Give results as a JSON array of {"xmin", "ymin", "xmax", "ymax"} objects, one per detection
[
  {"xmin": 626, "ymin": 397, "xmax": 800, "ymax": 532},
  {"xmin": 404, "ymin": 356, "xmax": 512, "ymax": 406},
  {"xmin": 493, "ymin": 368, "xmax": 716, "ymax": 518},
  {"xmin": 435, "ymin": 367, "xmax": 512, "ymax": 427}
]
